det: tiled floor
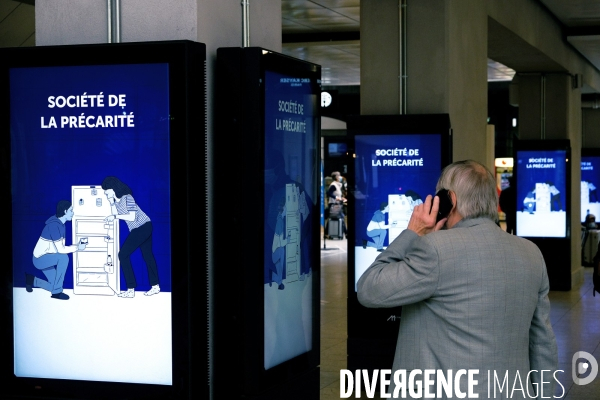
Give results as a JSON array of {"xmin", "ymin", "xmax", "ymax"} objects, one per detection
[{"xmin": 319, "ymin": 236, "xmax": 600, "ymax": 399}]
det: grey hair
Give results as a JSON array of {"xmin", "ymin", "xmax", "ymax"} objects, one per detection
[{"xmin": 436, "ymin": 160, "xmax": 498, "ymax": 221}]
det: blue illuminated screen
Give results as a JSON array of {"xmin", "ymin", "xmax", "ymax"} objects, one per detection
[
  {"xmin": 516, "ymin": 149, "xmax": 567, "ymax": 237},
  {"xmin": 581, "ymin": 155, "xmax": 600, "ymax": 223},
  {"xmin": 10, "ymin": 64, "xmax": 172, "ymax": 385},
  {"xmin": 263, "ymin": 70, "xmax": 317, "ymax": 370},
  {"xmin": 353, "ymin": 134, "xmax": 442, "ymax": 291}
]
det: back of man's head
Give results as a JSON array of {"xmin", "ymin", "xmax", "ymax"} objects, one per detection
[{"xmin": 436, "ymin": 160, "xmax": 498, "ymax": 221}]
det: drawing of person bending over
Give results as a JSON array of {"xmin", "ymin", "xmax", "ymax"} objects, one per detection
[{"xmin": 102, "ymin": 176, "xmax": 160, "ymax": 298}]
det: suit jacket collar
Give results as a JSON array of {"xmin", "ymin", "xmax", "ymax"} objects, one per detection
[{"xmin": 452, "ymin": 217, "xmax": 497, "ymax": 229}]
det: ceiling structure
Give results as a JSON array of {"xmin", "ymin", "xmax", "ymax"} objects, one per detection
[
  {"xmin": 0, "ymin": 0, "xmax": 34, "ymax": 48},
  {"xmin": 2, "ymin": 1, "xmax": 600, "ymax": 88},
  {"xmin": 281, "ymin": 0, "xmax": 600, "ymax": 88}
]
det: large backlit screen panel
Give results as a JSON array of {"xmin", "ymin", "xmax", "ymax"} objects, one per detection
[
  {"xmin": 10, "ymin": 63, "xmax": 172, "ymax": 385},
  {"xmin": 263, "ymin": 70, "xmax": 317, "ymax": 370},
  {"xmin": 581, "ymin": 152, "xmax": 600, "ymax": 222},
  {"xmin": 516, "ymin": 149, "xmax": 568, "ymax": 238},
  {"xmin": 353, "ymin": 134, "xmax": 442, "ymax": 291}
]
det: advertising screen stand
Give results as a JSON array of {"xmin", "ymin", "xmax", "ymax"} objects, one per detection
[
  {"xmin": 0, "ymin": 40, "xmax": 207, "ymax": 400},
  {"xmin": 214, "ymin": 47, "xmax": 321, "ymax": 400},
  {"xmin": 515, "ymin": 140, "xmax": 571, "ymax": 291},
  {"xmin": 346, "ymin": 114, "xmax": 451, "ymax": 374},
  {"xmin": 581, "ymin": 148, "xmax": 600, "ymax": 265}
]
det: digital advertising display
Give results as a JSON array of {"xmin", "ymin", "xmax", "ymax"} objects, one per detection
[
  {"xmin": 581, "ymin": 150, "xmax": 600, "ymax": 223},
  {"xmin": 515, "ymin": 149, "xmax": 569, "ymax": 238},
  {"xmin": 352, "ymin": 134, "xmax": 443, "ymax": 290},
  {"xmin": 214, "ymin": 47, "xmax": 320, "ymax": 399},
  {"xmin": 263, "ymin": 70, "xmax": 318, "ymax": 370},
  {"xmin": 328, "ymin": 142, "xmax": 347, "ymax": 157},
  {"xmin": 345, "ymin": 114, "xmax": 451, "ymax": 372},
  {"xmin": 1, "ymin": 41, "xmax": 207, "ymax": 400},
  {"xmin": 10, "ymin": 62, "xmax": 172, "ymax": 385}
]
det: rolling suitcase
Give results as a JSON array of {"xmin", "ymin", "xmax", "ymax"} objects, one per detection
[{"xmin": 327, "ymin": 217, "xmax": 344, "ymax": 239}]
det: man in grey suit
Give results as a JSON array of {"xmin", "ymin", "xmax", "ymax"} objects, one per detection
[{"xmin": 357, "ymin": 160, "xmax": 558, "ymax": 398}]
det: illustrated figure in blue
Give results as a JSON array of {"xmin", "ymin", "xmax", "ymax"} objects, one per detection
[
  {"xmin": 363, "ymin": 202, "xmax": 392, "ymax": 252},
  {"xmin": 27, "ymin": 200, "xmax": 87, "ymax": 300},
  {"xmin": 523, "ymin": 190, "xmax": 536, "ymax": 214},
  {"xmin": 271, "ymin": 198, "xmax": 287, "ymax": 290},
  {"xmin": 546, "ymin": 181, "xmax": 562, "ymax": 211},
  {"xmin": 590, "ymin": 182, "xmax": 598, "ymax": 202},
  {"xmin": 102, "ymin": 176, "xmax": 160, "ymax": 298},
  {"xmin": 587, "ymin": 181, "xmax": 598, "ymax": 202},
  {"xmin": 264, "ymin": 148, "xmax": 314, "ymax": 286}
]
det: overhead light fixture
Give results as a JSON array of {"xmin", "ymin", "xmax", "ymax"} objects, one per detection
[{"xmin": 321, "ymin": 91, "xmax": 332, "ymax": 107}]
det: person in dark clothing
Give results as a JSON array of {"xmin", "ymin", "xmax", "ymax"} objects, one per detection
[
  {"xmin": 499, "ymin": 176, "xmax": 516, "ymax": 234},
  {"xmin": 28, "ymin": 200, "xmax": 87, "ymax": 300},
  {"xmin": 326, "ymin": 171, "xmax": 347, "ymax": 238}
]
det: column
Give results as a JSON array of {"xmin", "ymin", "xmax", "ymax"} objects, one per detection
[
  {"xmin": 361, "ymin": 0, "xmax": 489, "ymax": 167},
  {"xmin": 518, "ymin": 73, "xmax": 583, "ymax": 288}
]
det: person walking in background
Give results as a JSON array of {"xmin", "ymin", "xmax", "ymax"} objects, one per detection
[
  {"xmin": 499, "ymin": 175, "xmax": 516, "ymax": 234},
  {"xmin": 326, "ymin": 171, "xmax": 347, "ymax": 238}
]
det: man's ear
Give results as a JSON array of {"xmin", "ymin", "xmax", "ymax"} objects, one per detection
[{"xmin": 449, "ymin": 191, "xmax": 457, "ymax": 211}]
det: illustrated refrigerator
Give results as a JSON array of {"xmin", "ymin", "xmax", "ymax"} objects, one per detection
[{"xmin": 71, "ymin": 185, "xmax": 120, "ymax": 295}]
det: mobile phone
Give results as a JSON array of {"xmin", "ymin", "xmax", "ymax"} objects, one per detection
[{"xmin": 435, "ymin": 189, "xmax": 453, "ymax": 223}]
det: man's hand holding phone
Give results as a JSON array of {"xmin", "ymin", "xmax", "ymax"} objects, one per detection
[{"xmin": 407, "ymin": 194, "xmax": 448, "ymax": 236}]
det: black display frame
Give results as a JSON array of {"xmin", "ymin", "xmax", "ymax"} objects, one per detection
[
  {"xmin": 346, "ymin": 114, "xmax": 452, "ymax": 371},
  {"xmin": 0, "ymin": 40, "xmax": 207, "ymax": 400},
  {"xmin": 581, "ymin": 148, "xmax": 600, "ymax": 223},
  {"xmin": 514, "ymin": 139, "xmax": 571, "ymax": 291},
  {"xmin": 214, "ymin": 47, "xmax": 321, "ymax": 400}
]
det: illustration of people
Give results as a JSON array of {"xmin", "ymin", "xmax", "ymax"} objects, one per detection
[
  {"xmin": 27, "ymin": 200, "xmax": 87, "ymax": 300},
  {"xmin": 102, "ymin": 176, "xmax": 160, "ymax": 298},
  {"xmin": 404, "ymin": 190, "xmax": 423, "ymax": 208},
  {"xmin": 523, "ymin": 189, "xmax": 536, "ymax": 214},
  {"xmin": 590, "ymin": 182, "xmax": 598, "ymax": 202},
  {"xmin": 264, "ymin": 148, "xmax": 314, "ymax": 287},
  {"xmin": 362, "ymin": 202, "xmax": 395, "ymax": 251},
  {"xmin": 271, "ymin": 198, "xmax": 287, "ymax": 290},
  {"xmin": 547, "ymin": 181, "xmax": 562, "ymax": 211}
]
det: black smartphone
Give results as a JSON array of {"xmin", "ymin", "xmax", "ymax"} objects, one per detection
[{"xmin": 435, "ymin": 189, "xmax": 453, "ymax": 223}]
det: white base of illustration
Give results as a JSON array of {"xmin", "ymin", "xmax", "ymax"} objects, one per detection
[
  {"xmin": 13, "ymin": 288, "xmax": 172, "ymax": 385},
  {"xmin": 516, "ymin": 211, "xmax": 566, "ymax": 238},
  {"xmin": 354, "ymin": 246, "xmax": 386, "ymax": 292}
]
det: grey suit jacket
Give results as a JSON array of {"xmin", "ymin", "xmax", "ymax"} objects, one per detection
[{"xmin": 357, "ymin": 217, "xmax": 558, "ymax": 399}]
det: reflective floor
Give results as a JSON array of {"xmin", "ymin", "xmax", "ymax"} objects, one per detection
[{"xmin": 319, "ymin": 235, "xmax": 600, "ymax": 399}]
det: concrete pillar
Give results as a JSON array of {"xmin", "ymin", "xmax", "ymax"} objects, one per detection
[
  {"xmin": 35, "ymin": 1, "xmax": 282, "ymax": 397},
  {"xmin": 361, "ymin": 0, "xmax": 488, "ymax": 166},
  {"xmin": 360, "ymin": 0, "xmax": 400, "ymax": 115},
  {"xmin": 583, "ymin": 109, "xmax": 600, "ymax": 148},
  {"xmin": 517, "ymin": 73, "xmax": 583, "ymax": 287},
  {"xmin": 35, "ymin": 0, "xmax": 281, "ymax": 132}
]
